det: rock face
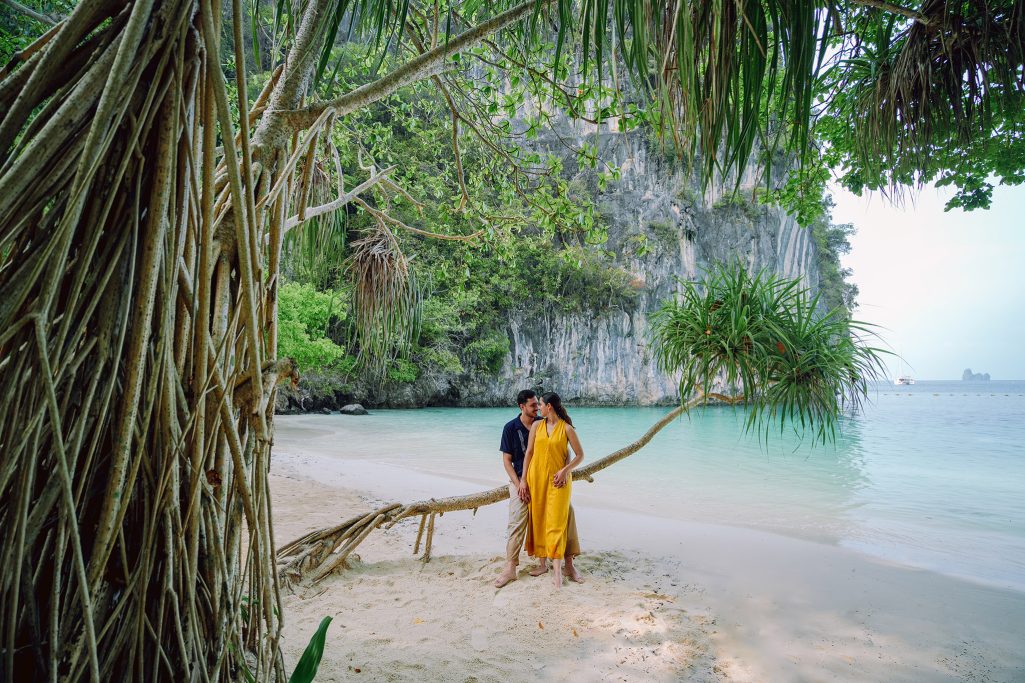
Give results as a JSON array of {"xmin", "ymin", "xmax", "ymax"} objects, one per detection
[
  {"xmin": 339, "ymin": 403, "xmax": 369, "ymax": 415},
  {"xmin": 279, "ymin": 121, "xmax": 826, "ymax": 410},
  {"xmin": 403, "ymin": 124, "xmax": 820, "ymax": 406},
  {"xmin": 962, "ymin": 369, "xmax": 991, "ymax": 381}
]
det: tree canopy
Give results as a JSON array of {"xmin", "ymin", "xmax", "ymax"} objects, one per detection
[{"xmin": 0, "ymin": 0, "xmax": 1021, "ymax": 681}]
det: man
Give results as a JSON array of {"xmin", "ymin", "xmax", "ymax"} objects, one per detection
[{"xmin": 494, "ymin": 389, "xmax": 583, "ymax": 588}]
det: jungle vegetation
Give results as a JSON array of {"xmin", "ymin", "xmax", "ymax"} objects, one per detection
[{"xmin": 0, "ymin": 0, "xmax": 1021, "ymax": 680}]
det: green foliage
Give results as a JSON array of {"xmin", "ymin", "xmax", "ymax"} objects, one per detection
[
  {"xmin": 0, "ymin": 1, "xmax": 72, "ymax": 62},
  {"xmin": 813, "ymin": 2, "xmax": 1025, "ymax": 212},
  {"xmin": 276, "ymin": 282, "xmax": 348, "ymax": 372},
  {"xmin": 713, "ymin": 193, "xmax": 764, "ymax": 223},
  {"xmin": 759, "ymin": 158, "xmax": 832, "ymax": 226},
  {"xmin": 386, "ymin": 357, "xmax": 418, "ymax": 383},
  {"xmin": 809, "ymin": 199, "xmax": 859, "ymax": 313},
  {"xmin": 288, "ymin": 616, "xmax": 332, "ymax": 683},
  {"xmin": 647, "ymin": 222, "xmax": 678, "ymax": 249},
  {"xmin": 650, "ymin": 261, "xmax": 887, "ymax": 444},
  {"xmin": 464, "ymin": 331, "xmax": 510, "ymax": 374}
]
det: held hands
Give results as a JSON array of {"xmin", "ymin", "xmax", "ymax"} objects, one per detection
[
  {"xmin": 517, "ymin": 480, "xmax": 530, "ymax": 503},
  {"xmin": 553, "ymin": 467, "xmax": 570, "ymax": 488}
]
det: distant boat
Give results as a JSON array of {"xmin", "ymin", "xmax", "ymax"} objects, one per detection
[{"xmin": 894, "ymin": 355, "xmax": 914, "ymax": 385}]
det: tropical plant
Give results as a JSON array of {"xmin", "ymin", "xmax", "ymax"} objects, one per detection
[
  {"xmin": 287, "ymin": 616, "xmax": 332, "ymax": 683},
  {"xmin": 277, "ymin": 281, "xmax": 349, "ymax": 371},
  {"xmin": 650, "ymin": 261, "xmax": 886, "ymax": 444},
  {"xmin": 813, "ymin": 0, "xmax": 1025, "ymax": 211}
]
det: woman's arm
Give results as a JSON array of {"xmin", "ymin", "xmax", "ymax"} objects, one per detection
[
  {"xmin": 518, "ymin": 422, "xmax": 541, "ymax": 500},
  {"xmin": 553, "ymin": 425, "xmax": 584, "ymax": 487}
]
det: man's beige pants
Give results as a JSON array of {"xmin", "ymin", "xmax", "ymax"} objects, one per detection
[{"xmin": 505, "ymin": 483, "xmax": 580, "ymax": 564}]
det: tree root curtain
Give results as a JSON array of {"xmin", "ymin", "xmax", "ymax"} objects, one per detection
[{"xmin": 0, "ymin": 0, "xmax": 296, "ymax": 679}]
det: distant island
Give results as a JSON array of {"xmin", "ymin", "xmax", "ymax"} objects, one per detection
[{"xmin": 962, "ymin": 368, "xmax": 991, "ymax": 381}]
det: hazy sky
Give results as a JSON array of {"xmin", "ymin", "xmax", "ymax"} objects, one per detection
[{"xmin": 830, "ymin": 182, "xmax": 1025, "ymax": 381}]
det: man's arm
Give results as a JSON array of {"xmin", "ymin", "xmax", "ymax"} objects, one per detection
[
  {"xmin": 501, "ymin": 451, "xmax": 519, "ymax": 487},
  {"xmin": 518, "ymin": 422, "xmax": 540, "ymax": 502},
  {"xmin": 504, "ymin": 452, "xmax": 529, "ymax": 503}
]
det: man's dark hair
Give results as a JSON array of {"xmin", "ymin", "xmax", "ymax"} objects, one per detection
[{"xmin": 516, "ymin": 389, "xmax": 536, "ymax": 406}]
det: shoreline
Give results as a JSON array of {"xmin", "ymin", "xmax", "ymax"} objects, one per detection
[{"xmin": 272, "ymin": 431, "xmax": 1025, "ymax": 682}]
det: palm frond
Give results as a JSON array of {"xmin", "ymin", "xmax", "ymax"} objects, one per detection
[
  {"xmin": 345, "ymin": 223, "xmax": 422, "ymax": 374},
  {"xmin": 651, "ymin": 261, "xmax": 888, "ymax": 444}
]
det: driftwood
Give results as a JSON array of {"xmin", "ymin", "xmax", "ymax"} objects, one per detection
[{"xmin": 277, "ymin": 395, "xmax": 721, "ymax": 585}]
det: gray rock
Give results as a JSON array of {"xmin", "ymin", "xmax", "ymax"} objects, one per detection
[{"xmin": 339, "ymin": 403, "xmax": 368, "ymax": 415}]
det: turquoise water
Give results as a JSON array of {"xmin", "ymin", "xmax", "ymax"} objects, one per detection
[{"xmin": 318, "ymin": 381, "xmax": 1025, "ymax": 592}]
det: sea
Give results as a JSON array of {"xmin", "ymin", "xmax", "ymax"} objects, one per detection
[{"xmin": 305, "ymin": 380, "xmax": 1025, "ymax": 593}]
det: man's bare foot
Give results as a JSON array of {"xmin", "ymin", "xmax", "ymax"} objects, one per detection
[
  {"xmin": 561, "ymin": 557, "xmax": 586, "ymax": 582},
  {"xmin": 565, "ymin": 565, "xmax": 585, "ymax": 583},
  {"xmin": 494, "ymin": 565, "xmax": 517, "ymax": 588},
  {"xmin": 552, "ymin": 560, "xmax": 563, "ymax": 589},
  {"xmin": 528, "ymin": 562, "xmax": 549, "ymax": 577}
]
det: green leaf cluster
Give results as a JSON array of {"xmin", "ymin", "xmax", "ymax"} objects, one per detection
[
  {"xmin": 651, "ymin": 261, "xmax": 887, "ymax": 444},
  {"xmin": 276, "ymin": 282, "xmax": 350, "ymax": 372},
  {"xmin": 813, "ymin": 2, "xmax": 1025, "ymax": 212}
]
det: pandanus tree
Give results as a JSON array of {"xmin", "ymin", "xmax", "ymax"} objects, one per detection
[{"xmin": 0, "ymin": 0, "xmax": 1021, "ymax": 680}]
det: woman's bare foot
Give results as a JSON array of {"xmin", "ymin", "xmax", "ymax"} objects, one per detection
[
  {"xmin": 528, "ymin": 561, "xmax": 549, "ymax": 577},
  {"xmin": 552, "ymin": 560, "xmax": 563, "ymax": 589}
]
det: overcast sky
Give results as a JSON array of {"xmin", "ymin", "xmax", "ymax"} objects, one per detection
[{"xmin": 830, "ymin": 182, "xmax": 1025, "ymax": 381}]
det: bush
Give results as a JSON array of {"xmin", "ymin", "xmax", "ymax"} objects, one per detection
[
  {"xmin": 386, "ymin": 358, "xmax": 419, "ymax": 383},
  {"xmin": 464, "ymin": 332, "xmax": 510, "ymax": 373},
  {"xmin": 277, "ymin": 282, "xmax": 348, "ymax": 372}
]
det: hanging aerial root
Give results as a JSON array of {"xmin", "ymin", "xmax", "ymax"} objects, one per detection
[{"xmin": 412, "ymin": 513, "xmax": 427, "ymax": 555}]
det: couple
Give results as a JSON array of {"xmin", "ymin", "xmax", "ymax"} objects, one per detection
[{"xmin": 495, "ymin": 390, "xmax": 585, "ymax": 589}]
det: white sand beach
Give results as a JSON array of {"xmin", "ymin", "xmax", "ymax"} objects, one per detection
[{"xmin": 272, "ymin": 415, "xmax": 1025, "ymax": 682}]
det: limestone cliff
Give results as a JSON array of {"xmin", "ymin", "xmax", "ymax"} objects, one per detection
[{"xmin": 348, "ymin": 121, "xmax": 823, "ymax": 407}]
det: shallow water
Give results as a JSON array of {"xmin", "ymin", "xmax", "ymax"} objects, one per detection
[{"xmin": 297, "ymin": 380, "xmax": 1025, "ymax": 592}]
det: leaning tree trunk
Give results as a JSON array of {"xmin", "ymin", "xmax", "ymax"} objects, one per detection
[{"xmin": 277, "ymin": 396, "xmax": 715, "ymax": 585}]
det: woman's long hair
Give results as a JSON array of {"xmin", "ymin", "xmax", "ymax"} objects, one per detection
[{"xmin": 541, "ymin": 392, "xmax": 572, "ymax": 426}]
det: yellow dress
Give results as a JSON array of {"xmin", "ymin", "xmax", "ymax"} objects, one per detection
[{"xmin": 524, "ymin": 419, "xmax": 572, "ymax": 560}]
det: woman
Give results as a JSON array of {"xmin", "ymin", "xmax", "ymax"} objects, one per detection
[{"xmin": 521, "ymin": 392, "xmax": 584, "ymax": 588}]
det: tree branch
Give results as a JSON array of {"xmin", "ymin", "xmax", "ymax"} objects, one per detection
[
  {"xmin": 282, "ymin": 167, "xmax": 395, "ymax": 232},
  {"xmin": 1, "ymin": 0, "xmax": 59, "ymax": 26},
  {"xmin": 353, "ymin": 196, "xmax": 483, "ymax": 242},
  {"xmin": 849, "ymin": 0, "xmax": 929, "ymax": 26},
  {"xmin": 275, "ymin": 0, "xmax": 544, "ymax": 131}
]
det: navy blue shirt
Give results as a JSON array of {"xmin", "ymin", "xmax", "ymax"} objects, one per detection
[{"xmin": 500, "ymin": 415, "xmax": 534, "ymax": 478}]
